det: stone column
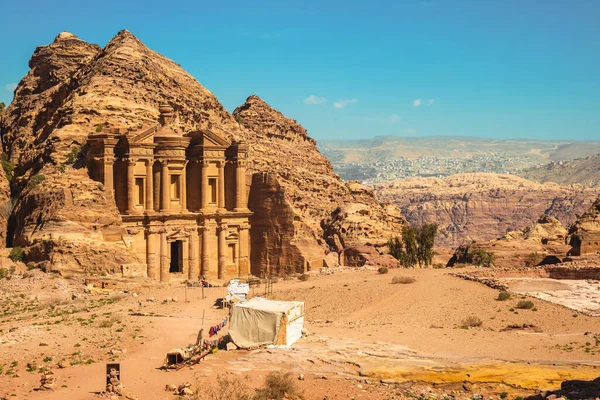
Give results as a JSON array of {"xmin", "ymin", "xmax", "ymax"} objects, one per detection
[
  {"xmin": 235, "ymin": 161, "xmax": 247, "ymax": 211},
  {"xmin": 200, "ymin": 161, "xmax": 209, "ymax": 210},
  {"xmin": 218, "ymin": 223, "xmax": 227, "ymax": 279},
  {"xmin": 103, "ymin": 156, "xmax": 115, "ymax": 192},
  {"xmin": 188, "ymin": 229, "xmax": 199, "ymax": 281},
  {"xmin": 200, "ymin": 225, "xmax": 210, "ymax": 277},
  {"xmin": 238, "ymin": 224, "xmax": 250, "ymax": 276},
  {"xmin": 126, "ymin": 158, "xmax": 135, "ymax": 214},
  {"xmin": 159, "ymin": 229, "xmax": 168, "ymax": 282},
  {"xmin": 145, "ymin": 160, "xmax": 154, "ymax": 213},
  {"xmin": 217, "ymin": 161, "xmax": 225, "ymax": 210},
  {"xmin": 146, "ymin": 230, "xmax": 157, "ymax": 279},
  {"xmin": 160, "ymin": 160, "xmax": 170, "ymax": 213},
  {"xmin": 181, "ymin": 161, "xmax": 188, "ymax": 212}
]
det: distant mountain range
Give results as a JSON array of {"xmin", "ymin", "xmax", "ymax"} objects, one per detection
[
  {"xmin": 520, "ymin": 155, "xmax": 600, "ymax": 188},
  {"xmin": 318, "ymin": 136, "xmax": 600, "ymax": 183}
]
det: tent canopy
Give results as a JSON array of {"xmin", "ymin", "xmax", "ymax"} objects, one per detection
[{"xmin": 229, "ymin": 297, "xmax": 304, "ymax": 348}]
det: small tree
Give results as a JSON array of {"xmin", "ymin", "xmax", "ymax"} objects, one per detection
[
  {"xmin": 388, "ymin": 223, "xmax": 438, "ymax": 268},
  {"xmin": 471, "ymin": 249, "xmax": 494, "ymax": 267}
]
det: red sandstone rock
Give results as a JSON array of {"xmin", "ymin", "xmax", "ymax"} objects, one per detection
[
  {"xmin": 447, "ymin": 215, "xmax": 570, "ymax": 269},
  {"xmin": 567, "ymin": 197, "xmax": 600, "ymax": 256},
  {"xmin": 373, "ymin": 173, "xmax": 600, "ymax": 249},
  {"xmin": 1, "ymin": 31, "xmax": 406, "ymax": 274},
  {"xmin": 233, "ymin": 95, "xmax": 407, "ymax": 271}
]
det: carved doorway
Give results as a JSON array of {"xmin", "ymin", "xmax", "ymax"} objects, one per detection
[{"xmin": 170, "ymin": 240, "xmax": 183, "ymax": 273}]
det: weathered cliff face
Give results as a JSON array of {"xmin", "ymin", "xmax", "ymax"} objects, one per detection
[
  {"xmin": 0, "ymin": 161, "xmax": 10, "ymax": 249},
  {"xmin": 372, "ymin": 173, "xmax": 600, "ymax": 249},
  {"xmin": 1, "ymin": 30, "xmax": 245, "ymax": 273},
  {"xmin": 447, "ymin": 215, "xmax": 570, "ymax": 269},
  {"xmin": 0, "ymin": 31, "xmax": 406, "ymax": 275},
  {"xmin": 567, "ymin": 198, "xmax": 600, "ymax": 256},
  {"xmin": 233, "ymin": 95, "xmax": 406, "ymax": 272}
]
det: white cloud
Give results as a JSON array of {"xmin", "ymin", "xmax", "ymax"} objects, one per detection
[
  {"xmin": 303, "ymin": 95, "xmax": 326, "ymax": 105},
  {"xmin": 333, "ymin": 98, "xmax": 358, "ymax": 109},
  {"xmin": 5, "ymin": 83, "xmax": 17, "ymax": 92},
  {"xmin": 412, "ymin": 99, "xmax": 422, "ymax": 107},
  {"xmin": 427, "ymin": 98, "xmax": 435, "ymax": 106}
]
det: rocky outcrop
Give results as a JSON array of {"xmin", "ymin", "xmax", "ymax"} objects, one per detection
[
  {"xmin": 447, "ymin": 215, "xmax": 570, "ymax": 269},
  {"xmin": 520, "ymin": 155, "xmax": 600, "ymax": 188},
  {"xmin": 0, "ymin": 31, "xmax": 405, "ymax": 275},
  {"xmin": 1, "ymin": 30, "xmax": 245, "ymax": 273},
  {"xmin": 567, "ymin": 198, "xmax": 600, "ymax": 256},
  {"xmin": 233, "ymin": 95, "xmax": 406, "ymax": 272},
  {"xmin": 372, "ymin": 173, "xmax": 600, "ymax": 248}
]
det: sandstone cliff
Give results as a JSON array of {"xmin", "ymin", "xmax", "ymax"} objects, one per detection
[
  {"xmin": 447, "ymin": 215, "xmax": 570, "ymax": 269},
  {"xmin": 233, "ymin": 95, "xmax": 406, "ymax": 272},
  {"xmin": 567, "ymin": 198, "xmax": 600, "ymax": 256},
  {"xmin": 372, "ymin": 173, "xmax": 600, "ymax": 249},
  {"xmin": 1, "ymin": 30, "xmax": 245, "ymax": 273},
  {"xmin": 0, "ymin": 31, "xmax": 405, "ymax": 275}
]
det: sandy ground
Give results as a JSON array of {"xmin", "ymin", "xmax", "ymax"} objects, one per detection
[{"xmin": 1, "ymin": 267, "xmax": 599, "ymax": 399}]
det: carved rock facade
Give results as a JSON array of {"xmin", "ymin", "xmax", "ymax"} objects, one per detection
[{"xmin": 87, "ymin": 104, "xmax": 251, "ymax": 281}]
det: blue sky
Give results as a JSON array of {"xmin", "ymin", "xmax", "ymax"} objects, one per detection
[{"xmin": 1, "ymin": 0, "xmax": 599, "ymax": 141}]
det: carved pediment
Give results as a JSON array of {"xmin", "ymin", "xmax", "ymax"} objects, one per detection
[
  {"xmin": 187, "ymin": 128, "xmax": 230, "ymax": 148},
  {"xmin": 123, "ymin": 125, "xmax": 159, "ymax": 145}
]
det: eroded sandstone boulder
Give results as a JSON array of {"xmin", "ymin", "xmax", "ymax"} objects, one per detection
[
  {"xmin": 447, "ymin": 214, "xmax": 570, "ymax": 269},
  {"xmin": 567, "ymin": 197, "xmax": 600, "ymax": 256}
]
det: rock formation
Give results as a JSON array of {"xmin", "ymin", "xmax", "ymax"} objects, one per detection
[
  {"xmin": 372, "ymin": 173, "xmax": 600, "ymax": 248},
  {"xmin": 0, "ymin": 30, "xmax": 405, "ymax": 275},
  {"xmin": 567, "ymin": 197, "xmax": 600, "ymax": 256},
  {"xmin": 447, "ymin": 214, "xmax": 570, "ymax": 269},
  {"xmin": 233, "ymin": 95, "xmax": 406, "ymax": 272},
  {"xmin": 520, "ymin": 155, "xmax": 600, "ymax": 187}
]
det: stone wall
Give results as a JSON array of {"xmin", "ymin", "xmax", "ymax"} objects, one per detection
[{"xmin": 546, "ymin": 266, "xmax": 600, "ymax": 280}]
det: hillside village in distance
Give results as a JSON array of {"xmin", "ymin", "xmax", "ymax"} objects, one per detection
[{"xmin": 329, "ymin": 153, "xmax": 537, "ymax": 182}]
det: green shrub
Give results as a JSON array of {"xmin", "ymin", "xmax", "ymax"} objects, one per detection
[
  {"xmin": 391, "ymin": 276, "xmax": 416, "ymax": 284},
  {"xmin": 95, "ymin": 124, "xmax": 104, "ymax": 132},
  {"xmin": 378, "ymin": 267, "xmax": 389, "ymax": 274},
  {"xmin": 0, "ymin": 267, "xmax": 8, "ymax": 280},
  {"xmin": 57, "ymin": 164, "xmax": 66, "ymax": 173},
  {"xmin": 28, "ymin": 173, "xmax": 45, "ymax": 189},
  {"xmin": 65, "ymin": 147, "xmax": 80, "ymax": 164},
  {"xmin": 497, "ymin": 291, "xmax": 511, "ymax": 301},
  {"xmin": 471, "ymin": 249, "xmax": 494, "ymax": 267},
  {"xmin": 255, "ymin": 372, "xmax": 303, "ymax": 400},
  {"xmin": 433, "ymin": 263, "xmax": 445, "ymax": 269},
  {"xmin": 8, "ymin": 247, "xmax": 24, "ymax": 262},
  {"xmin": 461, "ymin": 316, "xmax": 482, "ymax": 328},
  {"xmin": 516, "ymin": 300, "xmax": 535, "ymax": 310},
  {"xmin": 523, "ymin": 252, "xmax": 541, "ymax": 268},
  {"xmin": 0, "ymin": 153, "xmax": 15, "ymax": 181}
]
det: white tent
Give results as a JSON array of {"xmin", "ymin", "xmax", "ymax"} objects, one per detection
[
  {"xmin": 225, "ymin": 279, "xmax": 250, "ymax": 302},
  {"xmin": 229, "ymin": 297, "xmax": 304, "ymax": 348}
]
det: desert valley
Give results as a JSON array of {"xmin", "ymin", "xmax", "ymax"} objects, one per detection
[{"xmin": 0, "ymin": 22, "xmax": 600, "ymax": 400}]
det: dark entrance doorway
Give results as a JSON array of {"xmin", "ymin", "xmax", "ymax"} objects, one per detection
[{"xmin": 170, "ymin": 241, "xmax": 183, "ymax": 273}]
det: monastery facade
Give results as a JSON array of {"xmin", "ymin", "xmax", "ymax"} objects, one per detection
[{"xmin": 87, "ymin": 104, "xmax": 251, "ymax": 281}]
